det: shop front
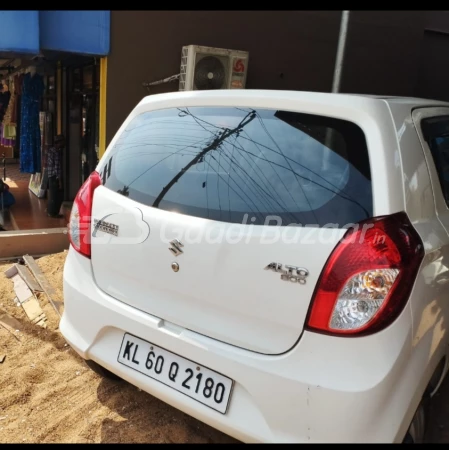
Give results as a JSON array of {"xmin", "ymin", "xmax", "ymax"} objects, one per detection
[
  {"xmin": 0, "ymin": 11, "xmax": 109, "ymax": 233},
  {"xmin": 1, "ymin": 61, "xmax": 56, "ymax": 230}
]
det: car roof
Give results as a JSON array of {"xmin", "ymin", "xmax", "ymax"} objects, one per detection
[
  {"xmin": 140, "ymin": 89, "xmax": 449, "ymax": 110},
  {"xmin": 346, "ymin": 93, "xmax": 449, "ymax": 108}
]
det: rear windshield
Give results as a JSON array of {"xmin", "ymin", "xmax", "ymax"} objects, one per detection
[{"xmin": 101, "ymin": 106, "xmax": 372, "ymax": 227}]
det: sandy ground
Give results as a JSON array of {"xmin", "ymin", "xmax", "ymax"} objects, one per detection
[
  {"xmin": 0, "ymin": 252, "xmax": 237, "ymax": 443},
  {"xmin": 0, "ymin": 251, "xmax": 448, "ymax": 443}
]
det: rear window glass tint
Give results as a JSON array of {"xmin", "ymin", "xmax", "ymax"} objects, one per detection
[
  {"xmin": 421, "ymin": 115, "xmax": 449, "ymax": 206},
  {"xmin": 101, "ymin": 106, "xmax": 372, "ymax": 227}
]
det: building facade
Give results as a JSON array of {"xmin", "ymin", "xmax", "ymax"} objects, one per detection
[
  {"xmin": 103, "ymin": 11, "xmax": 449, "ymax": 148},
  {"xmin": 2, "ymin": 10, "xmax": 449, "ymax": 231},
  {"xmin": 0, "ymin": 11, "xmax": 110, "ymax": 210}
]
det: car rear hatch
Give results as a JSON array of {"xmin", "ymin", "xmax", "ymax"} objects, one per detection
[{"xmin": 90, "ymin": 105, "xmax": 373, "ymax": 355}]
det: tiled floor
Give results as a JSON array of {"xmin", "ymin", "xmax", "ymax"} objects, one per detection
[
  {"xmin": 2, "ymin": 164, "xmax": 67, "ymax": 230},
  {"xmin": 2, "ymin": 162, "xmax": 31, "ymax": 182},
  {"xmin": 8, "ymin": 181, "xmax": 67, "ymax": 230}
]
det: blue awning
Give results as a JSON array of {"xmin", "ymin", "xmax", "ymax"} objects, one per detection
[
  {"xmin": 0, "ymin": 10, "xmax": 110, "ymax": 57},
  {"xmin": 0, "ymin": 11, "xmax": 39, "ymax": 54},
  {"xmin": 39, "ymin": 11, "xmax": 110, "ymax": 56}
]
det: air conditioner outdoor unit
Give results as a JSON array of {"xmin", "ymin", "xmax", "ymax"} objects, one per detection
[{"xmin": 179, "ymin": 45, "xmax": 249, "ymax": 91}]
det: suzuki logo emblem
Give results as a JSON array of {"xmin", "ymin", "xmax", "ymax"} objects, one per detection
[{"xmin": 169, "ymin": 239, "xmax": 184, "ymax": 256}]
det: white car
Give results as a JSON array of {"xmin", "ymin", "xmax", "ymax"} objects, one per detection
[{"xmin": 60, "ymin": 90, "xmax": 449, "ymax": 443}]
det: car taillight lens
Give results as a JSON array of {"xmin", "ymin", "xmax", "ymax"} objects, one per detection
[
  {"xmin": 305, "ymin": 212, "xmax": 424, "ymax": 336},
  {"xmin": 68, "ymin": 171, "xmax": 102, "ymax": 259}
]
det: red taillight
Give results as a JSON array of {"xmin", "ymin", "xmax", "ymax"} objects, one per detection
[
  {"xmin": 305, "ymin": 212, "xmax": 424, "ymax": 336},
  {"xmin": 68, "ymin": 171, "xmax": 102, "ymax": 259}
]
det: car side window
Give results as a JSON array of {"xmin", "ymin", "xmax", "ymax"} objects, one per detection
[{"xmin": 421, "ymin": 116, "xmax": 449, "ymax": 207}]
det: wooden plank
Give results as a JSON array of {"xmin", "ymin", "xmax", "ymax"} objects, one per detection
[
  {"xmin": 22, "ymin": 298, "xmax": 45, "ymax": 322},
  {"xmin": 3, "ymin": 264, "xmax": 18, "ymax": 278},
  {"xmin": 23, "ymin": 254, "xmax": 63, "ymax": 317},
  {"xmin": 0, "ymin": 312, "xmax": 21, "ymax": 341},
  {"xmin": 12, "ymin": 274, "xmax": 33, "ymax": 304},
  {"xmin": 33, "ymin": 314, "xmax": 47, "ymax": 328},
  {"xmin": 0, "ymin": 312, "xmax": 21, "ymax": 332},
  {"xmin": 16, "ymin": 264, "xmax": 43, "ymax": 292},
  {"xmin": 10, "ymin": 274, "xmax": 48, "ymax": 329}
]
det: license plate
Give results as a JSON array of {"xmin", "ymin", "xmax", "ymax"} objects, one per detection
[{"xmin": 117, "ymin": 333, "xmax": 234, "ymax": 414}]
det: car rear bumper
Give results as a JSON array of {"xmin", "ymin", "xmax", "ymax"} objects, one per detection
[{"xmin": 61, "ymin": 247, "xmax": 417, "ymax": 443}]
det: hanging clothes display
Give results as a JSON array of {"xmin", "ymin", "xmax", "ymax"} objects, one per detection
[
  {"xmin": 0, "ymin": 80, "xmax": 13, "ymax": 152},
  {"xmin": 11, "ymin": 73, "xmax": 23, "ymax": 127},
  {"xmin": 0, "ymin": 82, "xmax": 11, "ymax": 123},
  {"xmin": 19, "ymin": 72, "xmax": 44, "ymax": 174},
  {"xmin": 12, "ymin": 73, "xmax": 24, "ymax": 155},
  {"xmin": 2, "ymin": 76, "xmax": 17, "ymax": 142},
  {"xmin": 0, "ymin": 123, "xmax": 14, "ymax": 147}
]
